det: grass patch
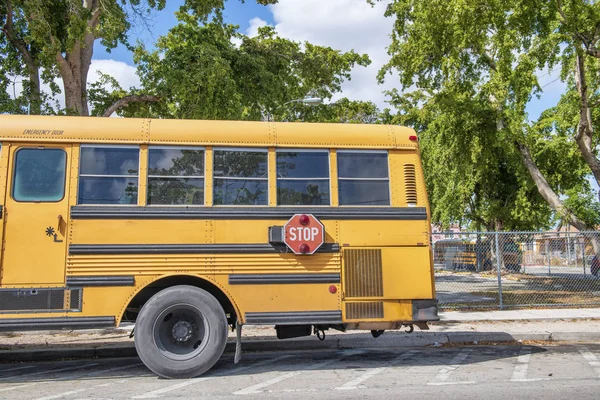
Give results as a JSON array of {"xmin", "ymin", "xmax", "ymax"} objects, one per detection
[
  {"xmin": 469, "ymin": 290, "xmax": 600, "ymax": 306},
  {"xmin": 505, "ymin": 274, "xmax": 600, "ymax": 292}
]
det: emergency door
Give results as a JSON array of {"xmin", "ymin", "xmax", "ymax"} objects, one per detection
[{"xmin": 1, "ymin": 144, "xmax": 71, "ymax": 286}]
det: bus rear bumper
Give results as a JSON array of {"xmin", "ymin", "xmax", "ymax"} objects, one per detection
[{"xmin": 412, "ymin": 299, "xmax": 439, "ymax": 322}]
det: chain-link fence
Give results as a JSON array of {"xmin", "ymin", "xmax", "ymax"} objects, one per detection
[{"xmin": 433, "ymin": 231, "xmax": 600, "ymax": 309}]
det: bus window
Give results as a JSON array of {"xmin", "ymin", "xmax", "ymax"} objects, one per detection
[
  {"xmin": 13, "ymin": 148, "xmax": 66, "ymax": 202},
  {"xmin": 338, "ymin": 150, "xmax": 390, "ymax": 206},
  {"xmin": 276, "ymin": 150, "xmax": 330, "ymax": 206},
  {"xmin": 213, "ymin": 148, "xmax": 268, "ymax": 205},
  {"xmin": 148, "ymin": 147, "xmax": 205, "ymax": 205},
  {"xmin": 78, "ymin": 145, "xmax": 139, "ymax": 205}
]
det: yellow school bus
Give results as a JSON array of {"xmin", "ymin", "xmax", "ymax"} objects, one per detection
[{"xmin": 0, "ymin": 115, "xmax": 437, "ymax": 378}]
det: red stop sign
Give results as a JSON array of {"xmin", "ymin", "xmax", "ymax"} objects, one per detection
[{"xmin": 283, "ymin": 214, "xmax": 324, "ymax": 255}]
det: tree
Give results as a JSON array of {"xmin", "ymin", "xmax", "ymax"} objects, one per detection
[
  {"xmin": 119, "ymin": 14, "xmax": 370, "ymax": 120},
  {"xmin": 378, "ymin": 0, "xmax": 600, "ymax": 233},
  {"xmin": 283, "ymin": 98, "xmax": 385, "ymax": 124},
  {"xmin": 386, "ymin": 88, "xmax": 557, "ymax": 231},
  {"xmin": 0, "ymin": 0, "xmax": 278, "ymax": 116}
]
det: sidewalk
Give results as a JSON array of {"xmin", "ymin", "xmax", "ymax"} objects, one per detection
[
  {"xmin": 440, "ymin": 307, "xmax": 600, "ymax": 322},
  {"xmin": 1, "ymin": 308, "xmax": 599, "ymax": 362}
]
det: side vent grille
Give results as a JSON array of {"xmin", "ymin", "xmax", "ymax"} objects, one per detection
[
  {"xmin": 404, "ymin": 163, "xmax": 417, "ymax": 205},
  {"xmin": 346, "ymin": 302, "xmax": 384, "ymax": 320},
  {"xmin": 344, "ymin": 249, "xmax": 383, "ymax": 298}
]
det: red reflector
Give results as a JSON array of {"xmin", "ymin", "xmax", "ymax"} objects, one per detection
[
  {"xmin": 299, "ymin": 214, "xmax": 310, "ymax": 226},
  {"xmin": 299, "ymin": 243, "xmax": 310, "ymax": 254},
  {"xmin": 409, "ymin": 135, "xmax": 418, "ymax": 141},
  {"xmin": 329, "ymin": 285, "xmax": 337, "ymax": 294}
]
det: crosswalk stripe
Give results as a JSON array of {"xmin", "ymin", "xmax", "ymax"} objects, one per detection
[
  {"xmin": 577, "ymin": 345, "xmax": 600, "ymax": 378},
  {"xmin": 427, "ymin": 348, "xmax": 472, "ymax": 385},
  {"xmin": 28, "ymin": 364, "xmax": 143, "ymax": 400},
  {"xmin": 511, "ymin": 346, "xmax": 532, "ymax": 381},
  {"xmin": 335, "ymin": 350, "xmax": 419, "ymax": 390},
  {"xmin": 132, "ymin": 355, "xmax": 293, "ymax": 399},
  {"xmin": 510, "ymin": 346, "xmax": 549, "ymax": 382},
  {"xmin": 233, "ymin": 354, "xmax": 358, "ymax": 395},
  {"xmin": 34, "ymin": 389, "xmax": 88, "ymax": 400},
  {"xmin": 0, "ymin": 363, "xmax": 99, "ymax": 394},
  {"xmin": 0, "ymin": 383, "xmax": 39, "ymax": 393},
  {"xmin": 0, "ymin": 363, "xmax": 98, "ymax": 382}
]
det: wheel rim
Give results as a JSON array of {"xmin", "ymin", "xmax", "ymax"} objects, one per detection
[{"xmin": 152, "ymin": 304, "xmax": 209, "ymax": 361}]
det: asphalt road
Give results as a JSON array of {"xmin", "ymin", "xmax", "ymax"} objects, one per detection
[{"xmin": 1, "ymin": 343, "xmax": 600, "ymax": 399}]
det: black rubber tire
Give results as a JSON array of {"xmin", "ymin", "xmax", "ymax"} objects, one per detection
[{"xmin": 134, "ymin": 285, "xmax": 228, "ymax": 379}]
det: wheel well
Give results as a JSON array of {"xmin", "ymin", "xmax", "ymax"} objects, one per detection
[{"xmin": 122, "ymin": 275, "xmax": 237, "ymax": 325}]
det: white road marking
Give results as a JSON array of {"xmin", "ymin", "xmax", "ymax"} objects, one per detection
[
  {"xmin": 0, "ymin": 363, "xmax": 98, "ymax": 382},
  {"xmin": 577, "ymin": 345, "xmax": 600, "ymax": 378},
  {"xmin": 132, "ymin": 355, "xmax": 293, "ymax": 399},
  {"xmin": 26, "ymin": 363, "xmax": 142, "ymax": 400},
  {"xmin": 511, "ymin": 347, "xmax": 531, "ymax": 381},
  {"xmin": 0, "ymin": 383, "xmax": 39, "ymax": 393},
  {"xmin": 510, "ymin": 347, "xmax": 550, "ymax": 382},
  {"xmin": 428, "ymin": 381, "xmax": 476, "ymax": 386},
  {"xmin": 76, "ymin": 362, "xmax": 144, "ymax": 379},
  {"xmin": 427, "ymin": 348, "xmax": 472, "ymax": 385},
  {"xmin": 335, "ymin": 350, "xmax": 419, "ymax": 390},
  {"xmin": 34, "ymin": 389, "xmax": 88, "ymax": 400},
  {"xmin": 233, "ymin": 355, "xmax": 349, "ymax": 395},
  {"xmin": 0, "ymin": 365, "xmax": 36, "ymax": 373}
]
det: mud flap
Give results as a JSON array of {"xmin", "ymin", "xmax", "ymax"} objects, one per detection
[{"xmin": 234, "ymin": 321, "xmax": 242, "ymax": 364}]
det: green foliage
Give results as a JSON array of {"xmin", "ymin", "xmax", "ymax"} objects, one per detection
[
  {"xmin": 1, "ymin": 0, "xmax": 281, "ymax": 115},
  {"xmin": 388, "ymin": 85, "xmax": 553, "ymax": 231},
  {"xmin": 124, "ymin": 13, "xmax": 370, "ymax": 120},
  {"xmin": 284, "ymin": 98, "xmax": 386, "ymax": 124},
  {"xmin": 379, "ymin": 0, "xmax": 600, "ymax": 230}
]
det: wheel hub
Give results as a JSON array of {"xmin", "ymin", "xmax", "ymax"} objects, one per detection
[{"xmin": 171, "ymin": 320, "xmax": 194, "ymax": 342}]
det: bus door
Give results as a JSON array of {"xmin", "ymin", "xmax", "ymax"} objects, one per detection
[{"xmin": 1, "ymin": 144, "xmax": 71, "ymax": 286}]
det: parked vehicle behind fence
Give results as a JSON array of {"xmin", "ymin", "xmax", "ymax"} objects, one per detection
[{"xmin": 433, "ymin": 236, "xmax": 523, "ymax": 272}]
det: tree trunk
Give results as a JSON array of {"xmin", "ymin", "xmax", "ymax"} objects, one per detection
[
  {"xmin": 2, "ymin": 0, "xmax": 41, "ymax": 114},
  {"xmin": 516, "ymin": 141, "xmax": 600, "ymax": 253},
  {"xmin": 102, "ymin": 95, "xmax": 160, "ymax": 117},
  {"xmin": 25, "ymin": 60, "xmax": 41, "ymax": 115},
  {"xmin": 573, "ymin": 51, "xmax": 600, "ymax": 186},
  {"xmin": 58, "ymin": 41, "xmax": 89, "ymax": 116},
  {"xmin": 54, "ymin": 1, "xmax": 101, "ymax": 116}
]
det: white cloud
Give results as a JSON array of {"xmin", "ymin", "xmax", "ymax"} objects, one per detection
[
  {"xmin": 5, "ymin": 59, "xmax": 140, "ymax": 115},
  {"xmin": 88, "ymin": 59, "xmax": 140, "ymax": 90},
  {"xmin": 246, "ymin": 17, "xmax": 268, "ymax": 37},
  {"xmin": 231, "ymin": 36, "xmax": 243, "ymax": 48},
  {"xmin": 264, "ymin": 0, "xmax": 398, "ymax": 110}
]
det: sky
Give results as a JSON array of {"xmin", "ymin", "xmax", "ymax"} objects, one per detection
[{"xmin": 88, "ymin": 0, "xmax": 568, "ymax": 121}]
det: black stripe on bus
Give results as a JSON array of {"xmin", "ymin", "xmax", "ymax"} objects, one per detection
[
  {"xmin": 66, "ymin": 276, "xmax": 135, "ymax": 287},
  {"xmin": 69, "ymin": 243, "xmax": 340, "ymax": 255},
  {"xmin": 70, "ymin": 206, "xmax": 427, "ymax": 220},
  {"xmin": 229, "ymin": 273, "xmax": 340, "ymax": 285},
  {"xmin": 0, "ymin": 316, "xmax": 115, "ymax": 332},
  {"xmin": 244, "ymin": 310, "xmax": 343, "ymax": 325}
]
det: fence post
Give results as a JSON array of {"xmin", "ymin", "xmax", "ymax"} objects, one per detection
[
  {"xmin": 547, "ymin": 241, "xmax": 551, "ymax": 276},
  {"xmin": 567, "ymin": 230, "xmax": 572, "ymax": 266},
  {"xmin": 582, "ymin": 237, "xmax": 587, "ymax": 276},
  {"xmin": 495, "ymin": 232, "xmax": 504, "ymax": 310}
]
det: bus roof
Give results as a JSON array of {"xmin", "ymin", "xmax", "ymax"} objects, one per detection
[{"xmin": 0, "ymin": 115, "xmax": 418, "ymax": 149}]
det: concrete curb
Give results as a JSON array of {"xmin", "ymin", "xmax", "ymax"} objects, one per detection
[{"xmin": 3, "ymin": 331, "xmax": 600, "ymax": 362}]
